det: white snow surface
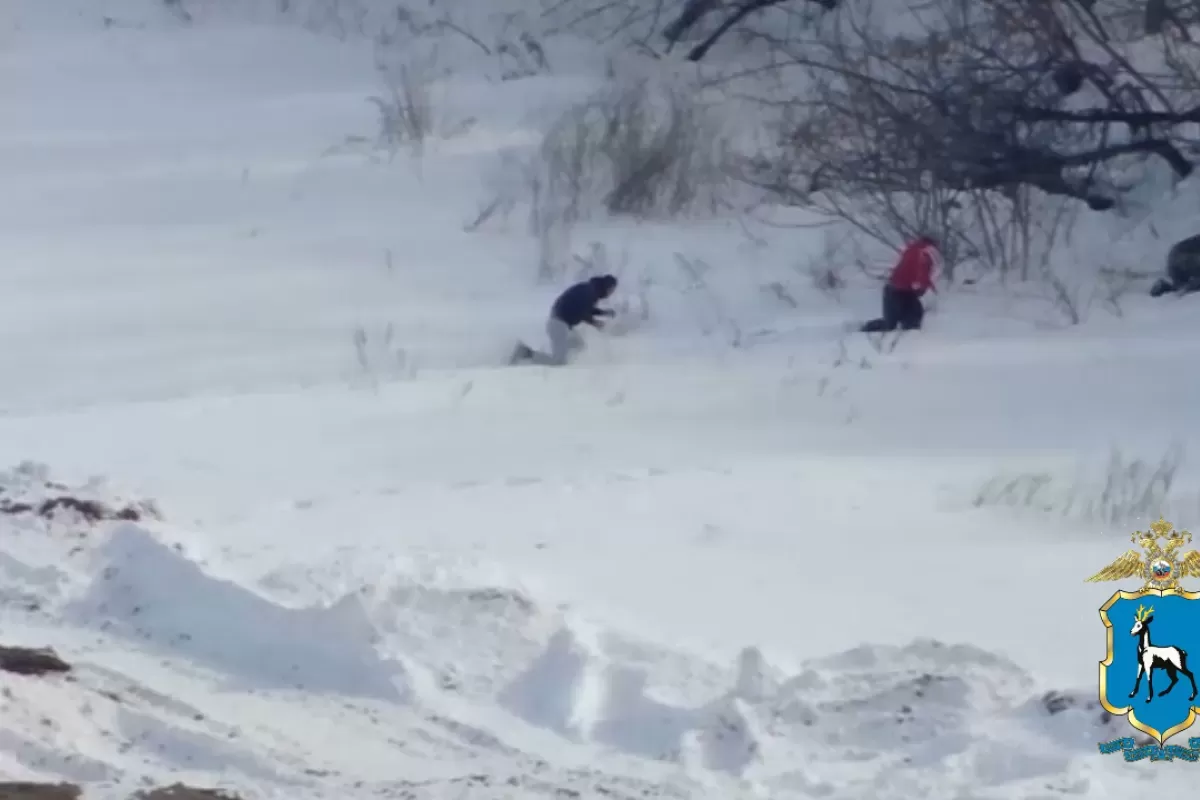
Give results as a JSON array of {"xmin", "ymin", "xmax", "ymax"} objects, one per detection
[{"xmin": 2, "ymin": 0, "xmax": 1200, "ymax": 797}]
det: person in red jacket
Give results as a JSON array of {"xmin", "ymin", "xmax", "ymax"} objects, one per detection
[{"xmin": 861, "ymin": 235, "xmax": 940, "ymax": 333}]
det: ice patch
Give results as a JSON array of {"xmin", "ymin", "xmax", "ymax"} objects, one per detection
[{"xmin": 65, "ymin": 525, "xmax": 408, "ymax": 702}]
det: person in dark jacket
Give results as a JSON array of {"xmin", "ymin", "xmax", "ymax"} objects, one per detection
[
  {"xmin": 861, "ymin": 236, "xmax": 940, "ymax": 332},
  {"xmin": 511, "ymin": 275, "xmax": 619, "ymax": 366},
  {"xmin": 1151, "ymin": 234, "xmax": 1200, "ymax": 298}
]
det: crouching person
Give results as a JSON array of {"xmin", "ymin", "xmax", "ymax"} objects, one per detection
[
  {"xmin": 861, "ymin": 236, "xmax": 940, "ymax": 333},
  {"xmin": 1151, "ymin": 234, "xmax": 1200, "ymax": 298},
  {"xmin": 511, "ymin": 275, "xmax": 619, "ymax": 366}
]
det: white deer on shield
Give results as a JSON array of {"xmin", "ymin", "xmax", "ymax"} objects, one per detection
[{"xmin": 1129, "ymin": 604, "xmax": 1198, "ymax": 703}]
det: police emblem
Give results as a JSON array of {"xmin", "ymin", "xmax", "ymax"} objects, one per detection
[{"xmin": 1088, "ymin": 518, "xmax": 1200, "ymax": 759}]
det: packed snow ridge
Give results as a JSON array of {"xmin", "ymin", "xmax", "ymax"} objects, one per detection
[{"xmin": 0, "ymin": 465, "xmax": 1153, "ymax": 798}]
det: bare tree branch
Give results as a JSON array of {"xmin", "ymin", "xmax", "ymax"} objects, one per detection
[
  {"xmin": 729, "ymin": 0, "xmax": 1200, "ymax": 277},
  {"xmin": 663, "ymin": 0, "xmax": 840, "ymax": 61}
]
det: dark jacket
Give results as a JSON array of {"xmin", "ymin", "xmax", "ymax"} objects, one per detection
[
  {"xmin": 1168, "ymin": 234, "xmax": 1200, "ymax": 289},
  {"xmin": 551, "ymin": 277, "xmax": 616, "ymax": 328}
]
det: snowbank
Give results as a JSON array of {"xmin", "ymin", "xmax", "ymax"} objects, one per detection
[
  {"xmin": 496, "ymin": 629, "xmax": 1123, "ymax": 786},
  {"xmin": 0, "ymin": 462, "xmax": 1186, "ymax": 797},
  {"xmin": 65, "ymin": 525, "xmax": 408, "ymax": 702}
]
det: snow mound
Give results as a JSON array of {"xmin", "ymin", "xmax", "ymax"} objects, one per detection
[
  {"xmin": 0, "ymin": 464, "xmax": 1152, "ymax": 795},
  {"xmin": 497, "ymin": 633, "xmax": 1126, "ymax": 787},
  {"xmin": 776, "ymin": 639, "xmax": 1036, "ymax": 756},
  {"xmin": 762, "ymin": 640, "xmax": 1128, "ymax": 789},
  {"xmin": 259, "ymin": 553, "xmax": 557, "ymax": 699},
  {"xmin": 368, "ymin": 580, "xmax": 551, "ymax": 699},
  {"xmin": 0, "ymin": 463, "xmax": 161, "ymax": 616},
  {"xmin": 592, "ymin": 660, "xmax": 764, "ymax": 775},
  {"xmin": 1010, "ymin": 687, "xmax": 1131, "ymax": 753},
  {"xmin": 65, "ymin": 525, "xmax": 408, "ymax": 702},
  {"xmin": 499, "ymin": 622, "xmax": 609, "ymax": 743},
  {"xmin": 497, "ymin": 631, "xmax": 777, "ymax": 774}
]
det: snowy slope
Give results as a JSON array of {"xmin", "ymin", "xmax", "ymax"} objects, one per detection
[{"xmin": 3, "ymin": 1, "xmax": 1200, "ymax": 797}]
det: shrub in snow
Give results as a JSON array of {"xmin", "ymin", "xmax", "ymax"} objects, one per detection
[
  {"xmin": 364, "ymin": 55, "xmax": 478, "ymax": 160},
  {"xmin": 351, "ymin": 322, "xmax": 417, "ymax": 388},
  {"xmin": 367, "ymin": 65, "xmax": 435, "ymax": 155},
  {"xmin": 972, "ymin": 444, "xmax": 1184, "ymax": 525},
  {"xmin": 529, "ymin": 72, "xmax": 732, "ymax": 229}
]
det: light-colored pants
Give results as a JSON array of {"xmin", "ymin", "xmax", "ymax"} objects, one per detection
[{"xmin": 527, "ymin": 317, "xmax": 585, "ymax": 366}]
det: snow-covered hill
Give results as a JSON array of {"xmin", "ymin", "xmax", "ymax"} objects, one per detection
[{"xmin": 3, "ymin": 1, "xmax": 1200, "ymax": 797}]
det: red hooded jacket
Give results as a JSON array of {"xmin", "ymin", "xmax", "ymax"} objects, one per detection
[{"xmin": 888, "ymin": 238, "xmax": 938, "ymax": 294}]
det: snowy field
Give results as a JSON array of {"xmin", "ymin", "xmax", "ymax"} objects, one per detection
[{"xmin": 2, "ymin": 1, "xmax": 1200, "ymax": 797}]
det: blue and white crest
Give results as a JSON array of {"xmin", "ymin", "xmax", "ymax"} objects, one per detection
[
  {"xmin": 1100, "ymin": 590, "xmax": 1200, "ymax": 744},
  {"xmin": 1090, "ymin": 519, "xmax": 1200, "ymax": 747}
]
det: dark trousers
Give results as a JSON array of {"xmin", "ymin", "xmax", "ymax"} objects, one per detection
[
  {"xmin": 1151, "ymin": 276, "xmax": 1200, "ymax": 297},
  {"xmin": 861, "ymin": 286, "xmax": 924, "ymax": 332}
]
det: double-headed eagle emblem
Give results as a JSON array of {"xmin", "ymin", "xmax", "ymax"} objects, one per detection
[{"xmin": 1088, "ymin": 518, "xmax": 1200, "ymax": 591}]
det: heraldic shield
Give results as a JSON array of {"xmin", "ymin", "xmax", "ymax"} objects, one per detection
[
  {"xmin": 1100, "ymin": 589, "xmax": 1200, "ymax": 745},
  {"xmin": 1090, "ymin": 518, "xmax": 1200, "ymax": 746}
]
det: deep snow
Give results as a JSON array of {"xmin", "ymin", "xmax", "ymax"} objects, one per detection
[{"xmin": 3, "ymin": 1, "xmax": 1200, "ymax": 797}]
